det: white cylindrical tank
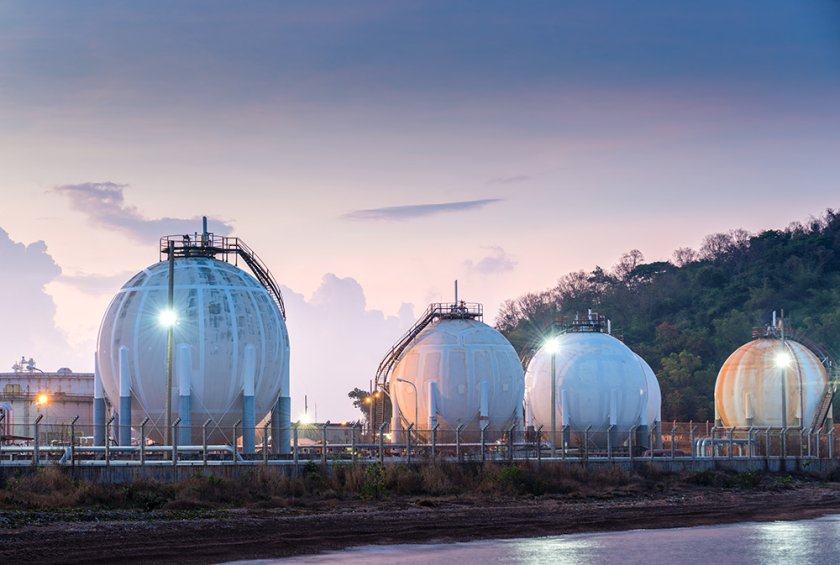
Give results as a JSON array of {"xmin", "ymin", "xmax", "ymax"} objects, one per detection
[
  {"xmin": 97, "ymin": 256, "xmax": 290, "ymax": 442},
  {"xmin": 525, "ymin": 332, "xmax": 661, "ymax": 446},
  {"xmin": 715, "ymin": 338, "xmax": 828, "ymax": 428},
  {"xmin": 390, "ymin": 318, "xmax": 524, "ymax": 435}
]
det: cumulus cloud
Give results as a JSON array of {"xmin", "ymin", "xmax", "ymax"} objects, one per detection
[
  {"xmin": 281, "ymin": 274, "xmax": 415, "ymax": 421},
  {"xmin": 0, "ymin": 227, "xmax": 77, "ymax": 371},
  {"xmin": 342, "ymin": 198, "xmax": 501, "ymax": 221},
  {"xmin": 488, "ymin": 174, "xmax": 530, "ymax": 184},
  {"xmin": 53, "ymin": 182, "xmax": 233, "ymax": 241},
  {"xmin": 464, "ymin": 246, "xmax": 517, "ymax": 275}
]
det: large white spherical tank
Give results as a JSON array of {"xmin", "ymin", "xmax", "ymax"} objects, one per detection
[
  {"xmin": 525, "ymin": 332, "xmax": 660, "ymax": 445},
  {"xmin": 714, "ymin": 338, "xmax": 828, "ymax": 428},
  {"xmin": 390, "ymin": 318, "xmax": 524, "ymax": 434},
  {"xmin": 97, "ymin": 257, "xmax": 290, "ymax": 442}
]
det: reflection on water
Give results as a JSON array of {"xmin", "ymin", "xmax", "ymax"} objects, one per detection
[{"xmin": 226, "ymin": 514, "xmax": 840, "ymax": 565}]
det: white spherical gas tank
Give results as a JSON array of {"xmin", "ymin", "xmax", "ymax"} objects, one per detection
[
  {"xmin": 390, "ymin": 318, "xmax": 524, "ymax": 434},
  {"xmin": 97, "ymin": 257, "xmax": 289, "ymax": 442},
  {"xmin": 525, "ymin": 332, "xmax": 660, "ymax": 446},
  {"xmin": 715, "ymin": 338, "xmax": 828, "ymax": 428}
]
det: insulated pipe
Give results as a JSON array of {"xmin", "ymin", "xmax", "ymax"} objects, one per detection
[
  {"xmin": 428, "ymin": 381, "xmax": 438, "ymax": 429},
  {"xmin": 177, "ymin": 343, "xmax": 192, "ymax": 446},
  {"xmin": 638, "ymin": 395, "xmax": 650, "ymax": 450},
  {"xmin": 277, "ymin": 396, "xmax": 291, "ymax": 455},
  {"xmin": 561, "ymin": 388, "xmax": 571, "ymax": 448},
  {"xmin": 479, "ymin": 380, "xmax": 490, "ymax": 429},
  {"xmin": 119, "ymin": 346, "xmax": 132, "ymax": 446},
  {"xmin": 242, "ymin": 344, "xmax": 256, "ymax": 454},
  {"xmin": 94, "ymin": 353, "xmax": 105, "ymax": 447}
]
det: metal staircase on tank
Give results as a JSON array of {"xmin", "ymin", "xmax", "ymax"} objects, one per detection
[
  {"xmin": 374, "ymin": 302, "xmax": 482, "ymax": 391},
  {"xmin": 812, "ymin": 378, "xmax": 837, "ymax": 431},
  {"xmin": 160, "ymin": 232, "xmax": 286, "ymax": 319}
]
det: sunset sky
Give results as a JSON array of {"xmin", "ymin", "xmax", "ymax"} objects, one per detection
[{"xmin": 1, "ymin": 1, "xmax": 839, "ymax": 420}]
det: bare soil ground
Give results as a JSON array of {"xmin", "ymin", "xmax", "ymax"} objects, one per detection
[{"xmin": 3, "ymin": 483, "xmax": 840, "ymax": 564}]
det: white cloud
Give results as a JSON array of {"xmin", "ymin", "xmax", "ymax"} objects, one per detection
[
  {"xmin": 464, "ymin": 246, "xmax": 517, "ymax": 275},
  {"xmin": 281, "ymin": 274, "xmax": 414, "ymax": 422}
]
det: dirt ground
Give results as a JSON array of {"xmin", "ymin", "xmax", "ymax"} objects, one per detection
[{"xmin": 2, "ymin": 483, "xmax": 840, "ymax": 564}]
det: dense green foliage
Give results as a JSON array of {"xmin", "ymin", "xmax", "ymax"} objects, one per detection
[{"xmin": 497, "ymin": 210, "xmax": 840, "ymax": 422}]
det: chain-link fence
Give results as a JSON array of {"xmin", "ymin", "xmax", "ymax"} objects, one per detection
[{"xmin": 1, "ymin": 416, "xmax": 837, "ymax": 466}]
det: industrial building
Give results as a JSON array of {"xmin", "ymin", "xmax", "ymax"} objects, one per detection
[{"xmin": 0, "ymin": 358, "xmax": 95, "ymax": 442}]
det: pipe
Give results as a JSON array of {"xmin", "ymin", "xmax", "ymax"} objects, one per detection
[
  {"xmin": 94, "ymin": 352, "xmax": 105, "ymax": 447},
  {"xmin": 428, "ymin": 381, "xmax": 438, "ymax": 429},
  {"xmin": 164, "ymin": 240, "xmax": 175, "ymax": 445},
  {"xmin": 276, "ymin": 396, "xmax": 291, "ymax": 455},
  {"xmin": 119, "ymin": 346, "xmax": 131, "ymax": 447},
  {"xmin": 242, "ymin": 344, "xmax": 256, "ymax": 454},
  {"xmin": 177, "ymin": 343, "xmax": 192, "ymax": 446},
  {"xmin": 479, "ymin": 380, "xmax": 489, "ymax": 428}
]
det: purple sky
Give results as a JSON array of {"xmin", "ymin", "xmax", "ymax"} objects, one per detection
[{"xmin": 1, "ymin": 1, "xmax": 839, "ymax": 420}]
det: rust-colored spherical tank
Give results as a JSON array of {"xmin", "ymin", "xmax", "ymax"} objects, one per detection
[{"xmin": 714, "ymin": 338, "xmax": 828, "ymax": 428}]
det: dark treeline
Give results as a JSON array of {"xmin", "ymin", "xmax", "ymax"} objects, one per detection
[{"xmin": 497, "ymin": 209, "xmax": 840, "ymax": 422}]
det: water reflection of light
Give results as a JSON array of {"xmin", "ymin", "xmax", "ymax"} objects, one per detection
[
  {"xmin": 511, "ymin": 536, "xmax": 599, "ymax": 565},
  {"xmin": 754, "ymin": 520, "xmax": 817, "ymax": 565}
]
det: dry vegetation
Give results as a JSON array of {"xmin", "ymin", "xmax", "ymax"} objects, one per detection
[{"xmin": 0, "ymin": 462, "xmax": 809, "ymax": 514}]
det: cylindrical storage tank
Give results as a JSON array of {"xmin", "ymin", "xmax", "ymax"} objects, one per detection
[
  {"xmin": 525, "ymin": 332, "xmax": 661, "ymax": 448},
  {"xmin": 390, "ymin": 318, "xmax": 524, "ymax": 437},
  {"xmin": 715, "ymin": 338, "xmax": 828, "ymax": 428},
  {"xmin": 97, "ymin": 256, "xmax": 290, "ymax": 443}
]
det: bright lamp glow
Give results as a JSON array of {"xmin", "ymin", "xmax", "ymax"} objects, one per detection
[
  {"xmin": 544, "ymin": 336, "xmax": 560, "ymax": 354},
  {"xmin": 37, "ymin": 393, "xmax": 49, "ymax": 405},
  {"xmin": 775, "ymin": 351, "xmax": 793, "ymax": 368},
  {"xmin": 159, "ymin": 309, "xmax": 178, "ymax": 327},
  {"xmin": 298, "ymin": 412, "xmax": 312, "ymax": 425}
]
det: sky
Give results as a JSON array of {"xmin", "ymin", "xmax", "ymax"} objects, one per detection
[{"xmin": 1, "ymin": 1, "xmax": 839, "ymax": 421}]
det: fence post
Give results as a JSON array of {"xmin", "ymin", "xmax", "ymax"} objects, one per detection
[
  {"xmin": 431, "ymin": 422, "xmax": 439, "ymax": 462},
  {"xmin": 233, "ymin": 419, "xmax": 241, "ymax": 465},
  {"xmin": 508, "ymin": 423, "xmax": 516, "ymax": 462},
  {"xmin": 172, "ymin": 417, "xmax": 181, "ymax": 466},
  {"xmin": 105, "ymin": 416, "xmax": 114, "ymax": 466},
  {"xmin": 829, "ymin": 426, "xmax": 834, "ymax": 459},
  {"xmin": 321, "ymin": 423, "xmax": 328, "ymax": 465},
  {"xmin": 480, "ymin": 422, "xmax": 488, "ymax": 463},
  {"xmin": 710, "ymin": 427, "xmax": 716, "ymax": 461},
  {"xmin": 670, "ymin": 427, "xmax": 676, "ymax": 460},
  {"xmin": 351, "ymin": 423, "xmax": 357, "ymax": 462},
  {"xmin": 406, "ymin": 423, "xmax": 414, "ymax": 464},
  {"xmin": 0, "ymin": 413, "xmax": 4, "ymax": 466},
  {"xmin": 726, "ymin": 427, "xmax": 733, "ymax": 459},
  {"xmin": 689, "ymin": 424, "xmax": 696, "ymax": 460},
  {"xmin": 138, "ymin": 417, "xmax": 148, "ymax": 465},
  {"xmin": 781, "ymin": 427, "xmax": 788, "ymax": 460},
  {"xmin": 584, "ymin": 426, "xmax": 591, "ymax": 462},
  {"xmin": 607, "ymin": 424, "xmax": 614, "ymax": 462},
  {"xmin": 629, "ymin": 425, "xmax": 636, "ymax": 463},
  {"xmin": 293, "ymin": 423, "xmax": 300, "ymax": 466},
  {"xmin": 747, "ymin": 426, "xmax": 754, "ymax": 460},
  {"xmin": 202, "ymin": 419, "xmax": 211, "ymax": 466},
  {"xmin": 33, "ymin": 414, "xmax": 44, "ymax": 467},
  {"xmin": 649, "ymin": 429, "xmax": 654, "ymax": 461},
  {"xmin": 535, "ymin": 425, "xmax": 543, "ymax": 466},
  {"xmin": 69, "ymin": 416, "xmax": 79, "ymax": 468},
  {"xmin": 561, "ymin": 425, "xmax": 568, "ymax": 460},
  {"xmin": 263, "ymin": 421, "xmax": 271, "ymax": 465},
  {"xmin": 816, "ymin": 429, "xmax": 821, "ymax": 459},
  {"xmin": 378, "ymin": 422, "xmax": 387, "ymax": 464},
  {"xmin": 456, "ymin": 424, "xmax": 465, "ymax": 462}
]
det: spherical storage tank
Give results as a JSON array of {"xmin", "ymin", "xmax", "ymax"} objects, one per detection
[
  {"xmin": 715, "ymin": 337, "xmax": 828, "ymax": 428},
  {"xmin": 525, "ymin": 327, "xmax": 661, "ymax": 447},
  {"xmin": 389, "ymin": 305, "xmax": 524, "ymax": 436},
  {"xmin": 97, "ymin": 252, "xmax": 290, "ymax": 443}
]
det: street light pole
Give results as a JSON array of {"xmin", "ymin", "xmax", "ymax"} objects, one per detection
[
  {"xmin": 550, "ymin": 346, "xmax": 557, "ymax": 457},
  {"xmin": 164, "ymin": 240, "xmax": 175, "ymax": 445}
]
